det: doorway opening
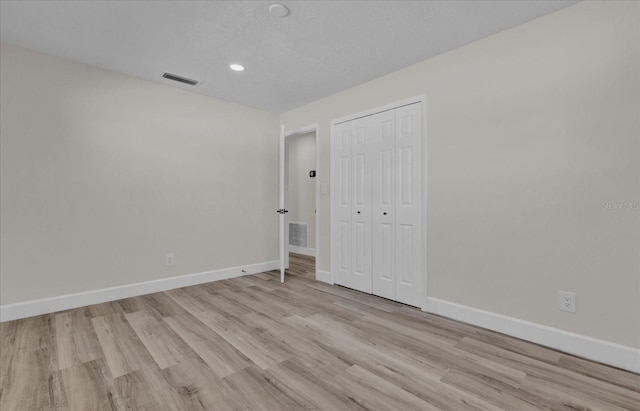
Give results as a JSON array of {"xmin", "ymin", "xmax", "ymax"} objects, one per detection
[{"xmin": 279, "ymin": 124, "xmax": 319, "ymax": 282}]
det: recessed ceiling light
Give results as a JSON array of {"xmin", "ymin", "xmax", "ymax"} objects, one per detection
[
  {"xmin": 269, "ymin": 3, "xmax": 290, "ymax": 18},
  {"xmin": 229, "ymin": 64, "xmax": 245, "ymax": 72}
]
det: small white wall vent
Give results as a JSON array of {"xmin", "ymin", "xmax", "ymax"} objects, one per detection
[
  {"xmin": 162, "ymin": 72, "xmax": 199, "ymax": 86},
  {"xmin": 289, "ymin": 222, "xmax": 308, "ymax": 248}
]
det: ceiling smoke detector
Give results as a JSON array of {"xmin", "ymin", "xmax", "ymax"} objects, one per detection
[{"xmin": 268, "ymin": 3, "xmax": 290, "ymax": 18}]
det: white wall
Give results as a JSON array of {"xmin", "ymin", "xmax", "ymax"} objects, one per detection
[
  {"xmin": 287, "ymin": 132, "xmax": 316, "ymax": 251},
  {"xmin": 0, "ymin": 43, "xmax": 279, "ymax": 305},
  {"xmin": 280, "ymin": 1, "xmax": 640, "ymax": 348},
  {"xmin": 1, "ymin": 0, "xmax": 638, "ymax": 360}
]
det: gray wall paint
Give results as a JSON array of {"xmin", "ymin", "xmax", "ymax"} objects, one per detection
[
  {"xmin": 1, "ymin": 1, "xmax": 637, "ymax": 350},
  {"xmin": 0, "ymin": 43, "xmax": 280, "ymax": 305},
  {"xmin": 288, "ymin": 132, "xmax": 316, "ymax": 250},
  {"xmin": 280, "ymin": 1, "xmax": 640, "ymax": 347}
]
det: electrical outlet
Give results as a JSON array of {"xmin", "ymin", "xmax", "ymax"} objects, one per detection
[
  {"xmin": 165, "ymin": 253, "xmax": 175, "ymax": 266},
  {"xmin": 559, "ymin": 291, "xmax": 576, "ymax": 313}
]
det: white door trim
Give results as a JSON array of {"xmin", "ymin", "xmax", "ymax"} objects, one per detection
[
  {"xmin": 282, "ymin": 123, "xmax": 320, "ymax": 281},
  {"xmin": 330, "ymin": 95, "xmax": 427, "ymax": 303},
  {"xmin": 332, "ymin": 95, "xmax": 427, "ymax": 125},
  {"xmin": 278, "ymin": 125, "xmax": 286, "ymax": 283}
]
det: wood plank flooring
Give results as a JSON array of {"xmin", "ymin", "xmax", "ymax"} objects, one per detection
[{"xmin": 1, "ymin": 253, "xmax": 638, "ymax": 410}]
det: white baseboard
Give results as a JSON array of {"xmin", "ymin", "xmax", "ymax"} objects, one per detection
[
  {"xmin": 422, "ymin": 297, "xmax": 640, "ymax": 374},
  {"xmin": 288, "ymin": 246, "xmax": 316, "ymax": 257},
  {"xmin": 0, "ymin": 260, "xmax": 280, "ymax": 323},
  {"xmin": 316, "ymin": 269, "xmax": 332, "ymax": 284}
]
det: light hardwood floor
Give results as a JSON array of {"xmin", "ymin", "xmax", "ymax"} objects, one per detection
[{"xmin": 1, "ymin": 253, "xmax": 638, "ymax": 410}]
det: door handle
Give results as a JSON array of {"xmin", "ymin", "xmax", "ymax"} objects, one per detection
[
  {"xmin": 276, "ymin": 209, "xmax": 289, "ymax": 214},
  {"xmin": 357, "ymin": 211, "xmax": 361, "ymax": 214},
  {"xmin": 383, "ymin": 212, "xmax": 387, "ymax": 215}
]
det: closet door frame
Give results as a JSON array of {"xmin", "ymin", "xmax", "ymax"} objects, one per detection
[{"xmin": 330, "ymin": 95, "xmax": 427, "ymax": 309}]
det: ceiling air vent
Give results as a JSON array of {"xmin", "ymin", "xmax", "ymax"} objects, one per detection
[{"xmin": 162, "ymin": 72, "xmax": 199, "ymax": 86}]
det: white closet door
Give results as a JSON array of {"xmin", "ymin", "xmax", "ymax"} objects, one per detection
[
  {"xmin": 333, "ymin": 121, "xmax": 352, "ymax": 287},
  {"xmin": 332, "ymin": 100, "xmax": 424, "ymax": 306},
  {"xmin": 372, "ymin": 110, "xmax": 397, "ymax": 300},
  {"xmin": 350, "ymin": 116, "xmax": 373, "ymax": 293},
  {"xmin": 394, "ymin": 103, "xmax": 423, "ymax": 307}
]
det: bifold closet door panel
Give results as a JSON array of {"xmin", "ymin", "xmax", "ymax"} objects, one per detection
[
  {"xmin": 394, "ymin": 103, "xmax": 423, "ymax": 307},
  {"xmin": 333, "ymin": 121, "xmax": 352, "ymax": 288},
  {"xmin": 372, "ymin": 110, "xmax": 397, "ymax": 300},
  {"xmin": 332, "ymin": 101, "xmax": 423, "ymax": 305},
  {"xmin": 350, "ymin": 117, "xmax": 373, "ymax": 294}
]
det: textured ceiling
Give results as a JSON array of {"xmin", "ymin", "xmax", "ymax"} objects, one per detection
[{"xmin": 0, "ymin": 0, "xmax": 577, "ymax": 113}]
